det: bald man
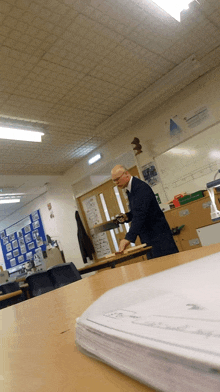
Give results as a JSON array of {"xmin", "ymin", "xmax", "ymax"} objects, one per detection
[{"xmin": 111, "ymin": 165, "xmax": 178, "ymax": 258}]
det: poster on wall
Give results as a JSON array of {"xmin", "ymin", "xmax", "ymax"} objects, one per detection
[
  {"xmin": 0, "ymin": 209, "xmax": 47, "ymax": 270},
  {"xmin": 82, "ymin": 196, "xmax": 111, "ymax": 259},
  {"xmin": 142, "ymin": 161, "xmax": 160, "ymax": 187},
  {"xmin": 183, "ymin": 106, "xmax": 213, "ymax": 131}
]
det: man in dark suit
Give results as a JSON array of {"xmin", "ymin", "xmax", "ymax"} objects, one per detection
[{"xmin": 111, "ymin": 165, "xmax": 178, "ymax": 258}]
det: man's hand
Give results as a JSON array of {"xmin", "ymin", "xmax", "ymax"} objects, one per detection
[
  {"xmin": 118, "ymin": 239, "xmax": 130, "ymax": 253},
  {"xmin": 115, "ymin": 213, "xmax": 128, "ymax": 224}
]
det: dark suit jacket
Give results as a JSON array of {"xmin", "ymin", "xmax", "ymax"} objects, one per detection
[{"xmin": 125, "ymin": 177, "xmax": 178, "ymax": 258}]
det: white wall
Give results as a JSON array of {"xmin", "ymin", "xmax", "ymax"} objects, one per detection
[
  {"xmin": 45, "ymin": 179, "xmax": 83, "ymax": 268},
  {"xmin": 64, "ymin": 66, "xmax": 220, "ymax": 195},
  {"xmin": 59, "ymin": 65, "xmax": 220, "ymax": 207},
  {"xmin": 1, "ymin": 65, "xmax": 220, "ymax": 271}
]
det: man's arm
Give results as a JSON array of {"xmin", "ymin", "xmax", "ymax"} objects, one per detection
[
  {"xmin": 126, "ymin": 211, "xmax": 132, "ymax": 222},
  {"xmin": 125, "ymin": 184, "xmax": 152, "ymax": 243}
]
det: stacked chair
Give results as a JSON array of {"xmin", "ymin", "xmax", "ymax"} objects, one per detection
[
  {"xmin": 0, "ymin": 281, "xmax": 26, "ymax": 309},
  {"xmin": 26, "ymin": 262, "xmax": 82, "ymax": 297},
  {"xmin": 26, "ymin": 271, "xmax": 55, "ymax": 297},
  {"xmin": 47, "ymin": 262, "xmax": 82, "ymax": 289}
]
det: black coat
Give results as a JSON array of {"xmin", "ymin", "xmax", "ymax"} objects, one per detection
[
  {"xmin": 125, "ymin": 177, "xmax": 178, "ymax": 258},
  {"xmin": 75, "ymin": 211, "xmax": 94, "ymax": 264}
]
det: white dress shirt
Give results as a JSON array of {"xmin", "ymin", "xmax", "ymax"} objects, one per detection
[{"xmin": 126, "ymin": 176, "xmax": 133, "ymax": 193}]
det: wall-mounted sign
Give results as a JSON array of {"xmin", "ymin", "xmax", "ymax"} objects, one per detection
[{"xmin": 169, "ymin": 116, "xmax": 182, "ymax": 137}]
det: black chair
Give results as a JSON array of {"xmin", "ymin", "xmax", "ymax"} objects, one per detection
[
  {"xmin": 26, "ymin": 271, "xmax": 55, "ymax": 297},
  {"xmin": 0, "ymin": 281, "xmax": 25, "ymax": 308},
  {"xmin": 0, "ymin": 281, "xmax": 20, "ymax": 294},
  {"xmin": 47, "ymin": 262, "xmax": 82, "ymax": 289}
]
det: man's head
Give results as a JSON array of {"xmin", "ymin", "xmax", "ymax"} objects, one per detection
[{"xmin": 111, "ymin": 165, "xmax": 131, "ymax": 189}]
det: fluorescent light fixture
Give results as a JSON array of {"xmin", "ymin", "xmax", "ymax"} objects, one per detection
[
  {"xmin": 0, "ymin": 193, "xmax": 25, "ymax": 196},
  {"xmin": 0, "ymin": 198, "xmax": 20, "ymax": 204},
  {"xmin": 0, "ymin": 127, "xmax": 44, "ymax": 142},
  {"xmin": 209, "ymin": 150, "xmax": 220, "ymax": 160},
  {"xmin": 168, "ymin": 148, "xmax": 196, "ymax": 156},
  {"xmin": 88, "ymin": 154, "xmax": 101, "ymax": 165},
  {"xmin": 152, "ymin": 0, "xmax": 194, "ymax": 22}
]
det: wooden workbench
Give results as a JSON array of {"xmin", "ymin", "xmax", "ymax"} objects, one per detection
[{"xmin": 78, "ymin": 245, "xmax": 153, "ymax": 274}]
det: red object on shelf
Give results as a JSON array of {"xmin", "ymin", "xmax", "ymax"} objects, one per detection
[{"xmin": 173, "ymin": 198, "xmax": 181, "ymax": 207}]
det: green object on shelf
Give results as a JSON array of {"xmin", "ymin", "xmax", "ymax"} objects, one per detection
[
  {"xmin": 179, "ymin": 191, "xmax": 204, "ymax": 205},
  {"xmin": 155, "ymin": 193, "xmax": 161, "ymax": 204}
]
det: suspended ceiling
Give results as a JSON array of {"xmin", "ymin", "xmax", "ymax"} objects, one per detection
[{"xmin": 0, "ymin": 0, "xmax": 220, "ymax": 219}]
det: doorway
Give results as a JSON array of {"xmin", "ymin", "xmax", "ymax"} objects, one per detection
[{"xmin": 77, "ymin": 166, "xmax": 140, "ymax": 261}]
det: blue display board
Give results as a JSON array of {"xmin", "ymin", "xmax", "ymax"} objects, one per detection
[{"xmin": 0, "ymin": 210, "xmax": 46, "ymax": 270}]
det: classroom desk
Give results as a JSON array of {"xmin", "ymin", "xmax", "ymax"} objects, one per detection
[
  {"xmin": 78, "ymin": 245, "xmax": 153, "ymax": 275},
  {"xmin": 1, "ymin": 242, "xmax": 220, "ymax": 392},
  {"xmin": 0, "ymin": 289, "xmax": 22, "ymax": 301},
  {"xmin": 19, "ymin": 282, "xmax": 30, "ymax": 299}
]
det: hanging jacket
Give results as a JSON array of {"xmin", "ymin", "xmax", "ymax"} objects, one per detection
[{"xmin": 75, "ymin": 211, "xmax": 94, "ymax": 264}]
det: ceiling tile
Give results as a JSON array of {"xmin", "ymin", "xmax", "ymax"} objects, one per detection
[{"xmin": 0, "ymin": 0, "xmax": 219, "ymax": 183}]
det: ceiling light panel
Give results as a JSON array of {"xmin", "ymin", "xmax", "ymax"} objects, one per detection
[
  {"xmin": 0, "ymin": 127, "xmax": 44, "ymax": 142},
  {"xmin": 151, "ymin": 1, "xmax": 194, "ymax": 22},
  {"xmin": 0, "ymin": 0, "xmax": 219, "ymax": 177},
  {"xmin": 0, "ymin": 199, "xmax": 20, "ymax": 204}
]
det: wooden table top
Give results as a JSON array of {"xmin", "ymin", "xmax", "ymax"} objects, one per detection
[
  {"xmin": 1, "ymin": 243, "xmax": 220, "ymax": 392},
  {"xmin": 78, "ymin": 245, "xmax": 152, "ymax": 274}
]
